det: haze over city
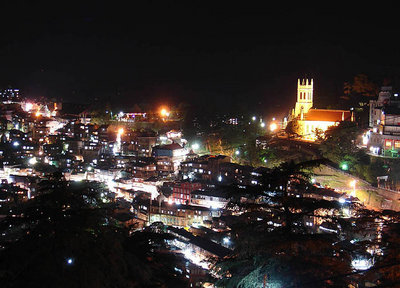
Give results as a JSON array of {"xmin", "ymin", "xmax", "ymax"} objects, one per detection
[{"xmin": 1, "ymin": 2, "xmax": 400, "ymax": 112}]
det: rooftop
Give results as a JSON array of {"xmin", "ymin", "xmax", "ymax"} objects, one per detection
[{"xmin": 304, "ymin": 109, "xmax": 352, "ymax": 122}]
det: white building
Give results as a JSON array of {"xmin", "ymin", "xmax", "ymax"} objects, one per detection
[
  {"xmin": 190, "ymin": 189, "xmax": 229, "ymax": 209},
  {"xmin": 367, "ymin": 86, "xmax": 400, "ymax": 157}
]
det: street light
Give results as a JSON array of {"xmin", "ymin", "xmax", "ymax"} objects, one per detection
[
  {"xmin": 349, "ymin": 180, "xmax": 356, "ymax": 197},
  {"xmin": 160, "ymin": 108, "xmax": 170, "ymax": 117},
  {"xmin": 269, "ymin": 122, "xmax": 278, "ymax": 132},
  {"xmin": 28, "ymin": 157, "xmax": 37, "ymax": 165},
  {"xmin": 191, "ymin": 143, "xmax": 200, "ymax": 150},
  {"xmin": 340, "ymin": 162, "xmax": 349, "ymax": 171}
]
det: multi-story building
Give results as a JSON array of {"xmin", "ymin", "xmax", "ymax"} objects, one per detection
[
  {"xmin": 153, "ymin": 143, "xmax": 188, "ymax": 176},
  {"xmin": 180, "ymin": 155, "xmax": 211, "ymax": 180},
  {"xmin": 130, "ymin": 162, "xmax": 157, "ymax": 179},
  {"xmin": 133, "ymin": 130, "xmax": 157, "ymax": 157},
  {"xmin": 0, "ymin": 88, "xmax": 21, "ymax": 103},
  {"xmin": 367, "ymin": 86, "xmax": 400, "ymax": 157},
  {"xmin": 169, "ymin": 181, "xmax": 203, "ymax": 205},
  {"xmin": 148, "ymin": 202, "xmax": 222, "ymax": 227},
  {"xmin": 180, "ymin": 155, "xmax": 231, "ymax": 181},
  {"xmin": 190, "ymin": 189, "xmax": 229, "ymax": 209},
  {"xmin": 218, "ymin": 162, "xmax": 253, "ymax": 185}
]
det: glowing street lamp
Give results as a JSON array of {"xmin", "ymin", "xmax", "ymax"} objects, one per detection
[
  {"xmin": 269, "ymin": 122, "xmax": 278, "ymax": 132},
  {"xmin": 28, "ymin": 157, "xmax": 37, "ymax": 165},
  {"xmin": 160, "ymin": 108, "xmax": 170, "ymax": 117},
  {"xmin": 114, "ymin": 128, "xmax": 124, "ymax": 155},
  {"xmin": 191, "ymin": 143, "xmax": 200, "ymax": 150},
  {"xmin": 349, "ymin": 180, "xmax": 356, "ymax": 197},
  {"xmin": 25, "ymin": 102, "xmax": 33, "ymax": 112}
]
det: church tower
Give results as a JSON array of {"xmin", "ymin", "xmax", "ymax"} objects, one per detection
[{"xmin": 294, "ymin": 78, "xmax": 313, "ymax": 118}]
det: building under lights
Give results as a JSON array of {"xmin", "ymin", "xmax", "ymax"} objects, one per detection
[
  {"xmin": 366, "ymin": 86, "xmax": 400, "ymax": 157},
  {"xmin": 0, "ymin": 88, "xmax": 21, "ymax": 103},
  {"xmin": 287, "ymin": 79, "xmax": 353, "ymax": 141}
]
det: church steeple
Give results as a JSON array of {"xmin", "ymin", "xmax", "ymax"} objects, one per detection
[
  {"xmin": 297, "ymin": 78, "xmax": 313, "ymax": 104},
  {"xmin": 294, "ymin": 78, "xmax": 313, "ymax": 117}
]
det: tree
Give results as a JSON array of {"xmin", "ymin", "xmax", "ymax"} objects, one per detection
[
  {"xmin": 342, "ymin": 74, "xmax": 379, "ymax": 107},
  {"xmin": 0, "ymin": 181, "xmax": 186, "ymax": 288},
  {"xmin": 319, "ymin": 121, "xmax": 360, "ymax": 164},
  {"xmin": 285, "ymin": 119, "xmax": 300, "ymax": 137},
  {"xmin": 351, "ymin": 74, "xmax": 379, "ymax": 99}
]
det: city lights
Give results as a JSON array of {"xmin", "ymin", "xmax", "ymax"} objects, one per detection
[
  {"xmin": 269, "ymin": 122, "xmax": 278, "ymax": 132},
  {"xmin": 351, "ymin": 258, "xmax": 373, "ymax": 271},
  {"xmin": 0, "ymin": 7, "xmax": 396, "ymax": 288},
  {"xmin": 28, "ymin": 157, "xmax": 37, "ymax": 165},
  {"xmin": 25, "ymin": 102, "xmax": 33, "ymax": 112},
  {"xmin": 349, "ymin": 179, "xmax": 356, "ymax": 197},
  {"xmin": 340, "ymin": 163, "xmax": 349, "ymax": 171},
  {"xmin": 160, "ymin": 108, "xmax": 170, "ymax": 117},
  {"xmin": 191, "ymin": 143, "xmax": 200, "ymax": 150}
]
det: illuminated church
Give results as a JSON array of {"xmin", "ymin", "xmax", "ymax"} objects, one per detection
[{"xmin": 287, "ymin": 79, "xmax": 353, "ymax": 141}]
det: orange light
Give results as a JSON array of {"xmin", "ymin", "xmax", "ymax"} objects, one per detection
[
  {"xmin": 270, "ymin": 122, "xmax": 278, "ymax": 132},
  {"xmin": 160, "ymin": 108, "xmax": 170, "ymax": 117},
  {"xmin": 117, "ymin": 128, "xmax": 124, "ymax": 135}
]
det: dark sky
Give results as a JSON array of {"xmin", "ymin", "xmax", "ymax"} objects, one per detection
[{"xmin": 1, "ymin": 1, "xmax": 400, "ymax": 116}]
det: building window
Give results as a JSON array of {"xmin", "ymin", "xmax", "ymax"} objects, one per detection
[
  {"xmin": 385, "ymin": 140, "xmax": 393, "ymax": 148},
  {"xmin": 395, "ymin": 140, "xmax": 400, "ymax": 149}
]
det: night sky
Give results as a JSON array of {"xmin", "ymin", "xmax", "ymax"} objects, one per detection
[{"xmin": 1, "ymin": 2, "xmax": 400, "ymax": 116}]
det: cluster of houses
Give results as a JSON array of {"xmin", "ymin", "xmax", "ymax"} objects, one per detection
[{"xmin": 0, "ymin": 85, "xmax": 392, "ymax": 287}]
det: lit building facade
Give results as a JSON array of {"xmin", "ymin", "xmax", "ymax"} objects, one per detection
[
  {"xmin": 366, "ymin": 86, "xmax": 400, "ymax": 157},
  {"xmin": 288, "ymin": 79, "xmax": 353, "ymax": 141}
]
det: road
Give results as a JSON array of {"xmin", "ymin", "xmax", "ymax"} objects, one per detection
[{"xmin": 313, "ymin": 164, "xmax": 400, "ymax": 211}]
